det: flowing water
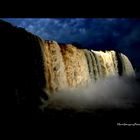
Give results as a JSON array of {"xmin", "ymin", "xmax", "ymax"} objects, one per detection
[{"xmin": 40, "ymin": 40, "xmax": 135, "ymax": 95}]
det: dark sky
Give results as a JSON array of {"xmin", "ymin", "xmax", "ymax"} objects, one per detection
[{"xmin": 1, "ymin": 18, "xmax": 140, "ymax": 67}]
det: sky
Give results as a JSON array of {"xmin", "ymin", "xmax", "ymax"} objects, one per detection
[{"xmin": 1, "ymin": 18, "xmax": 140, "ymax": 68}]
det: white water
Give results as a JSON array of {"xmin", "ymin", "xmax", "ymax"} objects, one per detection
[
  {"xmin": 40, "ymin": 41, "xmax": 135, "ymax": 95},
  {"xmin": 42, "ymin": 76, "xmax": 139, "ymax": 112}
]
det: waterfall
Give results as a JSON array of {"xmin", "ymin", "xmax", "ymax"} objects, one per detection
[
  {"xmin": 41, "ymin": 41, "xmax": 68, "ymax": 94},
  {"xmin": 40, "ymin": 41, "xmax": 135, "ymax": 95},
  {"xmin": 120, "ymin": 53, "xmax": 135, "ymax": 76},
  {"xmin": 1, "ymin": 19, "xmax": 137, "ymax": 117}
]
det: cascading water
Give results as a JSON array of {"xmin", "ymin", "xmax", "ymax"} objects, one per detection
[{"xmin": 40, "ymin": 40, "xmax": 135, "ymax": 95}]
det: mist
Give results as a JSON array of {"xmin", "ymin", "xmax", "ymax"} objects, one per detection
[{"xmin": 41, "ymin": 75, "xmax": 140, "ymax": 112}]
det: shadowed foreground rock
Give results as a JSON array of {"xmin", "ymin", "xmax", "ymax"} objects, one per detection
[{"xmin": 1, "ymin": 19, "xmax": 48, "ymax": 121}]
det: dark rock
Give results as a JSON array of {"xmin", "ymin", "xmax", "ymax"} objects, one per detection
[{"xmin": 1, "ymin": 19, "xmax": 48, "ymax": 120}]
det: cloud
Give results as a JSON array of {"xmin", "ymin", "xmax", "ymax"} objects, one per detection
[
  {"xmin": 1, "ymin": 18, "xmax": 137, "ymax": 43},
  {"xmin": 117, "ymin": 24, "xmax": 140, "ymax": 66},
  {"xmin": 41, "ymin": 76, "xmax": 140, "ymax": 112},
  {"xmin": 1, "ymin": 18, "xmax": 123, "ymax": 42},
  {"xmin": 1, "ymin": 18, "xmax": 140, "ymax": 66}
]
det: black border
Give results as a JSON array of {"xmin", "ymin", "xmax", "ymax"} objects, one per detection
[
  {"xmin": 1, "ymin": 1, "xmax": 140, "ymax": 18},
  {"xmin": 1, "ymin": 5, "xmax": 140, "ymax": 133}
]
